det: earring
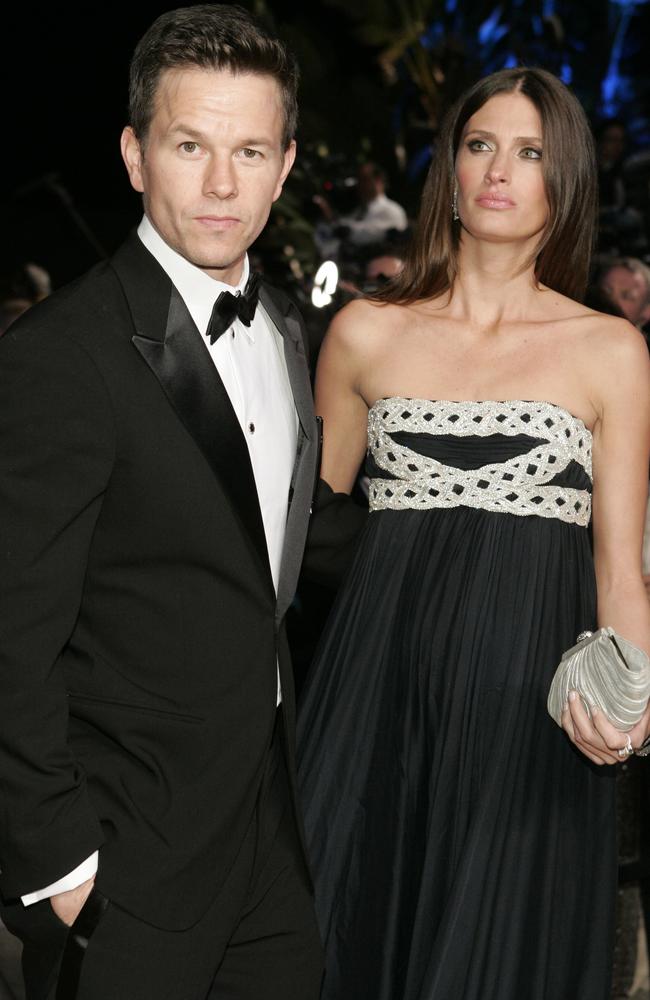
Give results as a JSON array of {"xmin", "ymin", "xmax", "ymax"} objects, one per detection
[{"xmin": 452, "ymin": 186, "xmax": 459, "ymax": 221}]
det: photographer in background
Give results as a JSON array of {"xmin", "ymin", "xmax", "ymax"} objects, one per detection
[
  {"xmin": 313, "ymin": 162, "xmax": 408, "ymax": 258},
  {"xmin": 597, "ymin": 256, "xmax": 650, "ymax": 341}
]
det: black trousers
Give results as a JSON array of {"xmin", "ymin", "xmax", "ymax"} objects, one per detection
[{"xmin": 2, "ymin": 716, "xmax": 323, "ymax": 1000}]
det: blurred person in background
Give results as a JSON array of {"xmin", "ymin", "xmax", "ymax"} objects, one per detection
[
  {"xmin": 12, "ymin": 263, "xmax": 52, "ymax": 304},
  {"xmin": 314, "ymin": 162, "xmax": 408, "ymax": 258},
  {"xmin": 363, "ymin": 249, "xmax": 405, "ymax": 292},
  {"xmin": 336, "ymin": 243, "xmax": 405, "ymax": 300},
  {"xmin": 594, "ymin": 120, "xmax": 648, "ymax": 256},
  {"xmin": 596, "ymin": 118, "xmax": 627, "ymax": 213},
  {"xmin": 0, "ymin": 298, "xmax": 31, "ymax": 337},
  {"xmin": 0, "ymin": 263, "xmax": 52, "ymax": 338},
  {"xmin": 598, "ymin": 256, "xmax": 650, "ymax": 337}
]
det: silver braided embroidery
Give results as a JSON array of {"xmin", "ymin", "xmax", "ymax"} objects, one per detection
[{"xmin": 368, "ymin": 398, "xmax": 592, "ymax": 526}]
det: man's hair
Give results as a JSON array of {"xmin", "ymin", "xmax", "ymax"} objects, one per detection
[
  {"xmin": 360, "ymin": 162, "xmax": 387, "ymax": 185},
  {"xmin": 611, "ymin": 257, "xmax": 650, "ymax": 302},
  {"xmin": 128, "ymin": 4, "xmax": 299, "ymax": 149}
]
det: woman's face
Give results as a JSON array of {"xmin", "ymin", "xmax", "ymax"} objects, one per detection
[{"xmin": 454, "ymin": 91, "xmax": 549, "ymax": 247}]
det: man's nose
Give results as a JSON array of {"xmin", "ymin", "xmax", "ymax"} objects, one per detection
[{"xmin": 203, "ymin": 155, "xmax": 238, "ymax": 199}]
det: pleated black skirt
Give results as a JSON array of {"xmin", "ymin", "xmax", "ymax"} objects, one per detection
[{"xmin": 298, "ymin": 497, "xmax": 617, "ymax": 1000}]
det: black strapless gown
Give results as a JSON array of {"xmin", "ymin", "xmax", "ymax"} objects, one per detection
[{"xmin": 297, "ymin": 398, "xmax": 617, "ymax": 1000}]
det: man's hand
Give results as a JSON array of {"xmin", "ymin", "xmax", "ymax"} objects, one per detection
[{"xmin": 50, "ymin": 875, "xmax": 95, "ymax": 927}]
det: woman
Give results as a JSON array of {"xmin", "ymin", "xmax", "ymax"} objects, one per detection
[{"xmin": 297, "ymin": 67, "xmax": 650, "ymax": 1000}]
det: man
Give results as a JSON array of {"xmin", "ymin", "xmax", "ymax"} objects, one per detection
[
  {"xmin": 598, "ymin": 256, "xmax": 650, "ymax": 334},
  {"xmin": 314, "ymin": 162, "xmax": 408, "ymax": 257},
  {"xmin": 0, "ymin": 6, "xmax": 324, "ymax": 999}
]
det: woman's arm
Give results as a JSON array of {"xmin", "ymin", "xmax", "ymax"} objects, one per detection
[
  {"xmin": 301, "ymin": 300, "xmax": 378, "ymax": 586},
  {"xmin": 314, "ymin": 299, "xmax": 375, "ymax": 492},
  {"xmin": 563, "ymin": 320, "xmax": 650, "ymax": 764}
]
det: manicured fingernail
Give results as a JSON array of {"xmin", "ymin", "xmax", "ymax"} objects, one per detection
[{"xmin": 569, "ymin": 691, "xmax": 577, "ymax": 702}]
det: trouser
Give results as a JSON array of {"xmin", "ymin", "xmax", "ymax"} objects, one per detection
[{"xmin": 2, "ymin": 714, "xmax": 324, "ymax": 1000}]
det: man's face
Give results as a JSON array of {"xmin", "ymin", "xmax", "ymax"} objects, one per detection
[
  {"xmin": 357, "ymin": 165, "xmax": 381, "ymax": 204},
  {"xmin": 601, "ymin": 266, "xmax": 650, "ymax": 327},
  {"xmin": 121, "ymin": 67, "xmax": 296, "ymax": 285}
]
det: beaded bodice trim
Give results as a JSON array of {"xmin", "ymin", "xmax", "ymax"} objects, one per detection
[{"xmin": 368, "ymin": 397, "xmax": 593, "ymax": 526}]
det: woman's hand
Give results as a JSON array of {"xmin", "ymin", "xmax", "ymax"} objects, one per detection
[
  {"xmin": 561, "ymin": 692, "xmax": 650, "ymax": 765},
  {"xmin": 626, "ymin": 700, "xmax": 650, "ymax": 751}
]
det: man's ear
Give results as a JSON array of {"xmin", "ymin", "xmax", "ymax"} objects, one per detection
[
  {"xmin": 121, "ymin": 126, "xmax": 145, "ymax": 194},
  {"xmin": 273, "ymin": 140, "xmax": 297, "ymax": 203}
]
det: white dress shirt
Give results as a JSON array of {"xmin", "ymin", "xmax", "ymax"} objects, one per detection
[
  {"xmin": 314, "ymin": 192, "xmax": 408, "ymax": 258},
  {"xmin": 340, "ymin": 192, "xmax": 408, "ymax": 246},
  {"xmin": 23, "ymin": 216, "xmax": 297, "ymax": 905}
]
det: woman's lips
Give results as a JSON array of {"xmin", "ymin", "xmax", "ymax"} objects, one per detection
[{"xmin": 475, "ymin": 195, "xmax": 515, "ymax": 209}]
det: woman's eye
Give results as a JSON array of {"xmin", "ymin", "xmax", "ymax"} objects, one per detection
[
  {"xmin": 467, "ymin": 140, "xmax": 490, "ymax": 152},
  {"xmin": 521, "ymin": 147, "xmax": 542, "ymax": 159}
]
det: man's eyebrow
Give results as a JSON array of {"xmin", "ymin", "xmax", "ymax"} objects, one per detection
[
  {"xmin": 168, "ymin": 124, "xmax": 206, "ymax": 141},
  {"xmin": 167, "ymin": 124, "xmax": 275, "ymax": 147},
  {"xmin": 238, "ymin": 138, "xmax": 275, "ymax": 147}
]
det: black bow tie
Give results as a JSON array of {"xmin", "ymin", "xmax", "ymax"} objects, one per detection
[{"xmin": 206, "ymin": 271, "xmax": 261, "ymax": 345}]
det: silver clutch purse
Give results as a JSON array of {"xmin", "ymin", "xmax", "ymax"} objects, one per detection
[{"xmin": 547, "ymin": 627, "xmax": 650, "ymax": 732}]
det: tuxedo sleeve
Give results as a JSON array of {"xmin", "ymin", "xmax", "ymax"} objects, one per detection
[
  {"xmin": 301, "ymin": 479, "xmax": 368, "ymax": 588},
  {"xmin": 0, "ymin": 324, "xmax": 113, "ymax": 899}
]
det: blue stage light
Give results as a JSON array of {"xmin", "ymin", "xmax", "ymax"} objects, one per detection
[
  {"xmin": 478, "ymin": 7, "xmax": 508, "ymax": 46},
  {"xmin": 560, "ymin": 63, "xmax": 573, "ymax": 84}
]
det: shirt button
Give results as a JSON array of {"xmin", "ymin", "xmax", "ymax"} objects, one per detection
[{"xmin": 248, "ymin": 422, "xmax": 255, "ymax": 434}]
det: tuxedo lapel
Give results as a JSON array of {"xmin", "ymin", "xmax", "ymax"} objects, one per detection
[
  {"xmin": 111, "ymin": 234, "xmax": 273, "ymax": 593},
  {"xmin": 258, "ymin": 287, "xmax": 314, "ymax": 440},
  {"xmin": 259, "ymin": 286, "xmax": 319, "ymax": 623}
]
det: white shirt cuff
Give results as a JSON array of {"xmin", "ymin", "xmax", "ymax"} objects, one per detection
[{"xmin": 21, "ymin": 851, "xmax": 99, "ymax": 906}]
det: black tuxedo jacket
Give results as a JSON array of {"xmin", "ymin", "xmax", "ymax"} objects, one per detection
[{"xmin": 0, "ymin": 233, "xmax": 320, "ymax": 930}]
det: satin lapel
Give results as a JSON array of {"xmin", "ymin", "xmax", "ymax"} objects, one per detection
[
  {"xmin": 111, "ymin": 235, "xmax": 273, "ymax": 592},
  {"xmin": 259, "ymin": 286, "xmax": 319, "ymax": 623},
  {"xmin": 258, "ymin": 286, "xmax": 314, "ymax": 439}
]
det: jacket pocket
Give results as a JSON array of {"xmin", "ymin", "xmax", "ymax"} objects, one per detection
[{"xmin": 68, "ymin": 692, "xmax": 205, "ymax": 725}]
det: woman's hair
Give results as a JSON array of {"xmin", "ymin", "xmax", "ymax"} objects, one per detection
[
  {"xmin": 128, "ymin": 4, "xmax": 299, "ymax": 150},
  {"xmin": 378, "ymin": 67, "xmax": 597, "ymax": 305}
]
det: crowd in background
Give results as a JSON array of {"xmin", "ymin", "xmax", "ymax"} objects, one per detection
[{"xmin": 2, "ymin": 115, "xmax": 650, "ymax": 347}]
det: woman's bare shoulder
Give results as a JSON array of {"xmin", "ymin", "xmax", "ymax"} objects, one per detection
[
  {"xmin": 540, "ymin": 288, "xmax": 647, "ymax": 361},
  {"xmin": 575, "ymin": 308, "xmax": 647, "ymax": 363},
  {"xmin": 571, "ymin": 311, "xmax": 650, "ymax": 422},
  {"xmin": 323, "ymin": 298, "xmax": 408, "ymax": 358}
]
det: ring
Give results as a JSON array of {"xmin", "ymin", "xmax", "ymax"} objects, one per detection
[{"xmin": 617, "ymin": 736, "xmax": 634, "ymax": 758}]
